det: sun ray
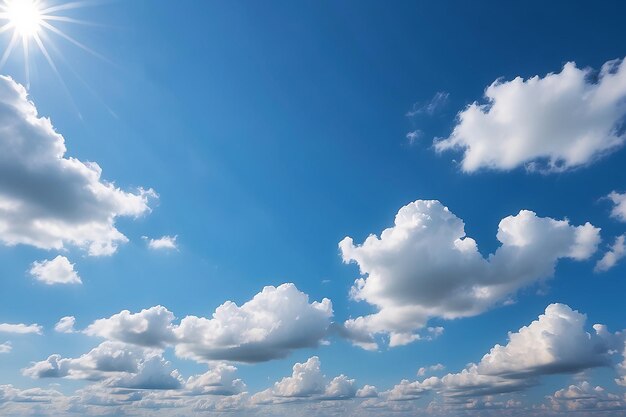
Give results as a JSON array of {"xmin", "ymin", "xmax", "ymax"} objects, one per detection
[
  {"xmin": 39, "ymin": 19, "xmax": 108, "ymax": 63},
  {"xmin": 39, "ymin": 0, "xmax": 96, "ymax": 15},
  {"xmin": 21, "ymin": 33, "xmax": 29, "ymax": 86},
  {"xmin": 0, "ymin": 30, "xmax": 18, "ymax": 69}
]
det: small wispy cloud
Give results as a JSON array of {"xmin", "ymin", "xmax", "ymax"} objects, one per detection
[
  {"xmin": 0, "ymin": 342, "xmax": 11, "ymax": 354},
  {"xmin": 406, "ymin": 91, "xmax": 449, "ymax": 117},
  {"xmin": 406, "ymin": 130, "xmax": 423, "ymax": 145},
  {"xmin": 143, "ymin": 235, "xmax": 179, "ymax": 251}
]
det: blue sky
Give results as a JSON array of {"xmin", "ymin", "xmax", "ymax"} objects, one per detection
[{"xmin": 1, "ymin": 1, "xmax": 626, "ymax": 416}]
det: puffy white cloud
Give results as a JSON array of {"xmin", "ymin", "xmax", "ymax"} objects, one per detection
[
  {"xmin": 595, "ymin": 234, "xmax": 626, "ymax": 272},
  {"xmin": 270, "ymin": 356, "xmax": 325, "ymax": 398},
  {"xmin": 0, "ymin": 76, "xmax": 155, "ymax": 256},
  {"xmin": 251, "ymin": 356, "xmax": 363, "ymax": 405},
  {"xmin": 54, "ymin": 316, "xmax": 76, "ymax": 334},
  {"xmin": 185, "ymin": 363, "xmax": 246, "ymax": 396},
  {"xmin": 23, "ymin": 341, "xmax": 148, "ymax": 380},
  {"xmin": 340, "ymin": 200, "xmax": 599, "ymax": 349},
  {"xmin": 103, "ymin": 356, "xmax": 183, "ymax": 390},
  {"xmin": 174, "ymin": 283, "xmax": 333, "ymax": 363},
  {"xmin": 144, "ymin": 235, "xmax": 178, "ymax": 251},
  {"xmin": 84, "ymin": 305, "xmax": 176, "ymax": 348},
  {"xmin": 82, "ymin": 284, "xmax": 332, "ymax": 363},
  {"xmin": 29, "ymin": 256, "xmax": 81, "ymax": 285},
  {"xmin": 322, "ymin": 375, "xmax": 358, "ymax": 400},
  {"xmin": 474, "ymin": 304, "xmax": 613, "ymax": 378},
  {"xmin": 0, "ymin": 322, "xmax": 42, "ymax": 334},
  {"xmin": 384, "ymin": 379, "xmax": 432, "ymax": 401},
  {"xmin": 385, "ymin": 304, "xmax": 621, "ymax": 400},
  {"xmin": 435, "ymin": 58, "xmax": 626, "ymax": 173},
  {"xmin": 0, "ymin": 341, "xmax": 11, "ymax": 353},
  {"xmin": 356, "ymin": 385, "xmax": 378, "ymax": 398},
  {"xmin": 608, "ymin": 191, "xmax": 626, "ymax": 222}
]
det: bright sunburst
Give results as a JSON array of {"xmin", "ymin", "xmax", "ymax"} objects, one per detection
[{"xmin": 0, "ymin": 0, "xmax": 98, "ymax": 86}]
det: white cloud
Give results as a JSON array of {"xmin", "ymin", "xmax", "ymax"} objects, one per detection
[
  {"xmin": 405, "ymin": 130, "xmax": 422, "ymax": 145},
  {"xmin": 339, "ymin": 200, "xmax": 599, "ymax": 349},
  {"xmin": 174, "ymin": 283, "xmax": 333, "ymax": 363},
  {"xmin": 435, "ymin": 58, "xmax": 626, "ymax": 173},
  {"xmin": 23, "ymin": 341, "xmax": 148, "ymax": 380},
  {"xmin": 0, "ymin": 323, "xmax": 42, "ymax": 334},
  {"xmin": 29, "ymin": 256, "xmax": 82, "ymax": 285},
  {"xmin": 356, "ymin": 385, "xmax": 378, "ymax": 398},
  {"xmin": 0, "ymin": 341, "xmax": 11, "ymax": 353},
  {"xmin": 54, "ymin": 316, "xmax": 76, "ymax": 334},
  {"xmin": 103, "ymin": 356, "xmax": 183, "ymax": 390},
  {"xmin": 269, "ymin": 356, "xmax": 325, "ymax": 398},
  {"xmin": 0, "ymin": 76, "xmax": 155, "ymax": 256},
  {"xmin": 608, "ymin": 191, "xmax": 626, "ymax": 222},
  {"xmin": 384, "ymin": 379, "xmax": 432, "ymax": 401},
  {"xmin": 83, "ymin": 284, "xmax": 332, "ymax": 363},
  {"xmin": 385, "ymin": 304, "xmax": 621, "ymax": 400},
  {"xmin": 144, "ymin": 235, "xmax": 178, "ymax": 251},
  {"xmin": 547, "ymin": 381, "xmax": 626, "ymax": 412},
  {"xmin": 251, "ymin": 356, "xmax": 362, "ymax": 404},
  {"xmin": 185, "ymin": 363, "xmax": 246, "ymax": 396},
  {"xmin": 595, "ymin": 234, "xmax": 626, "ymax": 272},
  {"xmin": 84, "ymin": 305, "xmax": 177, "ymax": 348},
  {"xmin": 406, "ymin": 91, "xmax": 449, "ymax": 117},
  {"xmin": 417, "ymin": 363, "xmax": 445, "ymax": 377}
]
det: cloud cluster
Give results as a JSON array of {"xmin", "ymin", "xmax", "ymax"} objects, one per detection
[
  {"xmin": 339, "ymin": 200, "xmax": 599, "ymax": 349},
  {"xmin": 435, "ymin": 58, "xmax": 626, "ymax": 173},
  {"xmin": 29, "ymin": 256, "xmax": 82, "ymax": 285},
  {"xmin": 383, "ymin": 304, "xmax": 621, "ymax": 402},
  {"xmin": 251, "ymin": 356, "xmax": 364, "ymax": 404},
  {"xmin": 174, "ymin": 283, "xmax": 333, "ymax": 363},
  {"xmin": 0, "ymin": 76, "xmax": 154, "ymax": 256},
  {"xmin": 74, "ymin": 283, "xmax": 333, "ymax": 364},
  {"xmin": 546, "ymin": 381, "xmax": 626, "ymax": 412}
]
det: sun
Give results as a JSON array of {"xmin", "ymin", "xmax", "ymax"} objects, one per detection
[
  {"xmin": 3, "ymin": 0, "xmax": 43, "ymax": 38},
  {"xmin": 0, "ymin": 0, "xmax": 100, "ymax": 86}
]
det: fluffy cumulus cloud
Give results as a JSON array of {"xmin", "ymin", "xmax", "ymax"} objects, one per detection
[
  {"xmin": 383, "ymin": 304, "xmax": 622, "ymax": 402},
  {"xmin": 82, "ymin": 284, "xmax": 332, "ymax": 363},
  {"xmin": 29, "ymin": 255, "xmax": 82, "ymax": 285},
  {"xmin": 174, "ymin": 283, "xmax": 333, "ymax": 363},
  {"xmin": 0, "ymin": 76, "xmax": 155, "ymax": 256},
  {"xmin": 23, "ymin": 341, "xmax": 150, "ymax": 381},
  {"xmin": 339, "ymin": 200, "xmax": 600, "ymax": 349},
  {"xmin": 435, "ymin": 58, "xmax": 626, "ymax": 173},
  {"xmin": 251, "ymin": 356, "xmax": 362, "ymax": 404},
  {"xmin": 185, "ymin": 363, "xmax": 246, "ymax": 396},
  {"xmin": 54, "ymin": 316, "xmax": 76, "ymax": 334},
  {"xmin": 84, "ymin": 305, "xmax": 177, "ymax": 348},
  {"xmin": 144, "ymin": 235, "xmax": 178, "ymax": 250},
  {"xmin": 0, "ymin": 323, "xmax": 42, "ymax": 334},
  {"xmin": 595, "ymin": 234, "xmax": 626, "ymax": 272}
]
